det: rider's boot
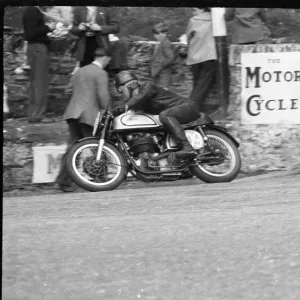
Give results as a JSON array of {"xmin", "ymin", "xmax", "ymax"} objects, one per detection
[
  {"xmin": 176, "ymin": 139, "xmax": 197, "ymax": 160},
  {"xmin": 161, "ymin": 116, "xmax": 196, "ymax": 161}
]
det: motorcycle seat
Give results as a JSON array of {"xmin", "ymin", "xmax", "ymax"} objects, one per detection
[{"xmin": 182, "ymin": 113, "xmax": 214, "ymax": 129}]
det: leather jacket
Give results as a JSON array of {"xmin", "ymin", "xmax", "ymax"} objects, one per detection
[{"xmin": 127, "ymin": 81, "xmax": 189, "ymax": 114}]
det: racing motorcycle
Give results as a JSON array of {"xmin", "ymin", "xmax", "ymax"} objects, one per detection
[{"xmin": 66, "ymin": 109, "xmax": 241, "ymax": 192}]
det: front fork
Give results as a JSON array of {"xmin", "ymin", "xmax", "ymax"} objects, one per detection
[{"xmin": 95, "ymin": 112, "xmax": 111, "ymax": 161}]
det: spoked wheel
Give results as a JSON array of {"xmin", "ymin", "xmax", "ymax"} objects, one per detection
[
  {"xmin": 66, "ymin": 139, "xmax": 127, "ymax": 192},
  {"xmin": 190, "ymin": 129, "xmax": 241, "ymax": 183}
]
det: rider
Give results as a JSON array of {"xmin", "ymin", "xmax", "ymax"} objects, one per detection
[{"xmin": 114, "ymin": 70, "xmax": 200, "ymax": 163}]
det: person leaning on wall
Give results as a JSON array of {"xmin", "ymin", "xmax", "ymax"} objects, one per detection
[
  {"xmin": 224, "ymin": 8, "xmax": 270, "ymax": 45},
  {"xmin": 185, "ymin": 7, "xmax": 217, "ymax": 112}
]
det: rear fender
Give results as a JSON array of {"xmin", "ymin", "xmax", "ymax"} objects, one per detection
[{"xmin": 204, "ymin": 124, "xmax": 240, "ymax": 148}]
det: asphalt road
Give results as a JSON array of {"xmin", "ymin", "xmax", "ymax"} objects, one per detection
[{"xmin": 3, "ymin": 171, "xmax": 300, "ymax": 300}]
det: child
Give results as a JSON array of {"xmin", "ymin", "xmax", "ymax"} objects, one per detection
[{"xmin": 149, "ymin": 22, "xmax": 175, "ymax": 90}]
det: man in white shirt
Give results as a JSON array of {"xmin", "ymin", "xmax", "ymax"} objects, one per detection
[{"xmin": 186, "ymin": 8, "xmax": 217, "ymax": 112}]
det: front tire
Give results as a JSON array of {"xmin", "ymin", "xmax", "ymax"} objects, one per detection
[
  {"xmin": 190, "ymin": 129, "xmax": 241, "ymax": 183},
  {"xmin": 66, "ymin": 139, "xmax": 127, "ymax": 192}
]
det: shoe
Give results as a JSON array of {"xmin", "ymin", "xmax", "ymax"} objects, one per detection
[
  {"xmin": 58, "ymin": 184, "xmax": 75, "ymax": 193},
  {"xmin": 175, "ymin": 141, "xmax": 197, "ymax": 160},
  {"xmin": 161, "ymin": 115, "xmax": 197, "ymax": 160},
  {"xmin": 180, "ymin": 170, "xmax": 194, "ymax": 179},
  {"xmin": 168, "ymin": 152, "xmax": 185, "ymax": 167}
]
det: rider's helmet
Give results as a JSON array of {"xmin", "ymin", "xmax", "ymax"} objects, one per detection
[{"xmin": 114, "ymin": 71, "xmax": 138, "ymax": 90}]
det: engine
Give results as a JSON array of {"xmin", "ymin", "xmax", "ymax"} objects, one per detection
[
  {"xmin": 125, "ymin": 132, "xmax": 163, "ymax": 170},
  {"xmin": 125, "ymin": 133, "xmax": 158, "ymax": 157},
  {"xmin": 124, "ymin": 129, "xmax": 205, "ymax": 175}
]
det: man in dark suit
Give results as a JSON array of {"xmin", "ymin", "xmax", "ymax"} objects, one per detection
[
  {"xmin": 56, "ymin": 48, "xmax": 112, "ymax": 192},
  {"xmin": 22, "ymin": 6, "xmax": 55, "ymax": 123},
  {"xmin": 70, "ymin": 6, "xmax": 126, "ymax": 74}
]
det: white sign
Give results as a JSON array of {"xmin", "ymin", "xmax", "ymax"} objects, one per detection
[
  {"xmin": 32, "ymin": 145, "xmax": 133, "ymax": 184},
  {"xmin": 32, "ymin": 145, "xmax": 67, "ymax": 183},
  {"xmin": 241, "ymin": 52, "xmax": 300, "ymax": 124}
]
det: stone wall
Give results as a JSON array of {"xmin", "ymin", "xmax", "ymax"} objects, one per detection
[
  {"xmin": 3, "ymin": 33, "xmax": 77, "ymax": 118},
  {"xmin": 227, "ymin": 44, "xmax": 300, "ymax": 173},
  {"xmin": 3, "ymin": 32, "xmax": 300, "ymax": 191},
  {"xmin": 3, "ymin": 32, "xmax": 218, "ymax": 119}
]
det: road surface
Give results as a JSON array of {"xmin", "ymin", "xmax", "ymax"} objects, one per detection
[{"xmin": 3, "ymin": 171, "xmax": 300, "ymax": 300}]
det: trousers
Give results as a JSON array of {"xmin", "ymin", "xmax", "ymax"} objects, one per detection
[
  {"xmin": 27, "ymin": 43, "xmax": 49, "ymax": 120},
  {"xmin": 79, "ymin": 37, "xmax": 98, "ymax": 68},
  {"xmin": 159, "ymin": 101, "xmax": 199, "ymax": 147},
  {"xmin": 190, "ymin": 60, "xmax": 217, "ymax": 111},
  {"xmin": 56, "ymin": 119, "xmax": 93, "ymax": 186}
]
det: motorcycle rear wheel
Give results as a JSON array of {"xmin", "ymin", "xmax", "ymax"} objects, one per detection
[
  {"xmin": 190, "ymin": 129, "xmax": 241, "ymax": 183},
  {"xmin": 66, "ymin": 139, "xmax": 127, "ymax": 192}
]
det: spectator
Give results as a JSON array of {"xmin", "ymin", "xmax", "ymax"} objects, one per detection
[
  {"xmin": 70, "ymin": 6, "xmax": 125, "ymax": 75},
  {"xmin": 224, "ymin": 8, "xmax": 270, "ymax": 44},
  {"xmin": 186, "ymin": 8, "xmax": 217, "ymax": 112},
  {"xmin": 56, "ymin": 48, "xmax": 112, "ymax": 192},
  {"xmin": 22, "ymin": 6, "xmax": 56, "ymax": 123},
  {"xmin": 149, "ymin": 22, "xmax": 175, "ymax": 90},
  {"xmin": 41, "ymin": 6, "xmax": 80, "ymax": 74}
]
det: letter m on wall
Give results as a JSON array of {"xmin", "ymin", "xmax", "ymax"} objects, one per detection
[
  {"xmin": 245, "ymin": 67, "xmax": 261, "ymax": 88},
  {"xmin": 32, "ymin": 145, "xmax": 67, "ymax": 183}
]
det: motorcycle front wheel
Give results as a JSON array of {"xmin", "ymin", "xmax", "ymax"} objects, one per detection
[
  {"xmin": 190, "ymin": 129, "xmax": 241, "ymax": 183},
  {"xmin": 66, "ymin": 139, "xmax": 127, "ymax": 192}
]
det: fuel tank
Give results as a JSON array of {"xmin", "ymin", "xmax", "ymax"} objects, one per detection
[{"xmin": 113, "ymin": 111, "xmax": 163, "ymax": 131}]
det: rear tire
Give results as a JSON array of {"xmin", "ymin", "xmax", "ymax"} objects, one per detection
[
  {"xmin": 190, "ymin": 129, "xmax": 241, "ymax": 183},
  {"xmin": 66, "ymin": 139, "xmax": 127, "ymax": 192}
]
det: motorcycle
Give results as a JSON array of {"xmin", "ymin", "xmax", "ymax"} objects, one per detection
[{"xmin": 66, "ymin": 109, "xmax": 242, "ymax": 192}]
